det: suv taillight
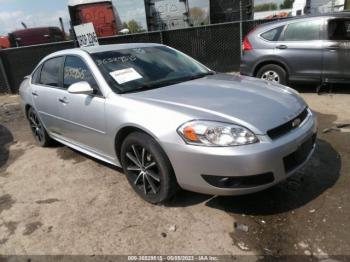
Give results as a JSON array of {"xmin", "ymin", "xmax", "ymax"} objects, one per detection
[{"xmin": 242, "ymin": 36, "xmax": 253, "ymax": 51}]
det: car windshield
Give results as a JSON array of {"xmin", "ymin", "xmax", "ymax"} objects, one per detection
[{"xmin": 91, "ymin": 46, "xmax": 212, "ymax": 94}]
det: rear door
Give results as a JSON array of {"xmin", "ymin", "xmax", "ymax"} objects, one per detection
[
  {"xmin": 274, "ymin": 18, "xmax": 325, "ymax": 82},
  {"xmin": 31, "ymin": 56, "xmax": 68, "ymax": 135},
  {"xmin": 322, "ymin": 18, "xmax": 350, "ymax": 81}
]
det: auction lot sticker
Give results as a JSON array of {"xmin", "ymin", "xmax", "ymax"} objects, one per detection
[
  {"xmin": 109, "ymin": 68, "xmax": 143, "ymax": 84},
  {"xmin": 74, "ymin": 23, "xmax": 99, "ymax": 47}
]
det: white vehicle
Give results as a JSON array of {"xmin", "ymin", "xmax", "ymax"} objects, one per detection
[{"xmin": 292, "ymin": 0, "xmax": 345, "ymax": 16}]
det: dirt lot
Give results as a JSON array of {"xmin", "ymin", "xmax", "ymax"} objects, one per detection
[{"xmin": 0, "ymin": 88, "xmax": 349, "ymax": 259}]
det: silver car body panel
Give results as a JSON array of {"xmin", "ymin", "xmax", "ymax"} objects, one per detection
[{"xmin": 20, "ymin": 44, "xmax": 317, "ymax": 196}]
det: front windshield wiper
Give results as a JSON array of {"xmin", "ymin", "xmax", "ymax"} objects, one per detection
[{"xmin": 188, "ymin": 71, "xmax": 216, "ymax": 80}]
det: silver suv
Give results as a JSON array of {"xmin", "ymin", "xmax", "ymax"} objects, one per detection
[{"xmin": 240, "ymin": 13, "xmax": 350, "ymax": 85}]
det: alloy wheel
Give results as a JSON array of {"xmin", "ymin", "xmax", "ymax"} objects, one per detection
[
  {"xmin": 28, "ymin": 110, "xmax": 45, "ymax": 143},
  {"xmin": 125, "ymin": 144, "xmax": 161, "ymax": 195},
  {"xmin": 261, "ymin": 70, "xmax": 280, "ymax": 83}
]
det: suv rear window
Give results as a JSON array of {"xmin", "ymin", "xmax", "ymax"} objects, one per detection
[
  {"xmin": 328, "ymin": 19, "xmax": 350, "ymax": 40},
  {"xmin": 283, "ymin": 20, "xmax": 322, "ymax": 41},
  {"xmin": 261, "ymin": 26, "xmax": 284, "ymax": 41}
]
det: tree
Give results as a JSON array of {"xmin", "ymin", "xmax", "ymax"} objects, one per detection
[
  {"xmin": 280, "ymin": 0, "xmax": 294, "ymax": 9},
  {"xmin": 124, "ymin": 20, "xmax": 144, "ymax": 33},
  {"xmin": 254, "ymin": 3, "xmax": 278, "ymax": 12},
  {"xmin": 189, "ymin": 7, "xmax": 209, "ymax": 26},
  {"xmin": 345, "ymin": 0, "xmax": 350, "ymax": 10}
]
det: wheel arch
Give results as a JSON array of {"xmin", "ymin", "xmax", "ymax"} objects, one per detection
[
  {"xmin": 114, "ymin": 125, "xmax": 160, "ymax": 164},
  {"xmin": 253, "ymin": 60, "xmax": 290, "ymax": 78},
  {"xmin": 24, "ymin": 104, "xmax": 33, "ymax": 119}
]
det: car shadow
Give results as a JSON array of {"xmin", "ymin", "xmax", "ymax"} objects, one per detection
[
  {"xmin": 0, "ymin": 124, "xmax": 14, "ymax": 170},
  {"xmin": 291, "ymin": 82, "xmax": 350, "ymax": 95}
]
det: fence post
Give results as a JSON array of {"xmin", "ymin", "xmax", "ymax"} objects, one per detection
[
  {"xmin": 239, "ymin": 0, "xmax": 243, "ymax": 59},
  {"xmin": 0, "ymin": 53, "xmax": 11, "ymax": 94},
  {"xmin": 159, "ymin": 31, "xmax": 164, "ymax": 44}
]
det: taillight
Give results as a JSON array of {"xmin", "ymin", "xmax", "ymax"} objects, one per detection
[
  {"xmin": 242, "ymin": 26, "xmax": 259, "ymax": 52},
  {"xmin": 242, "ymin": 36, "xmax": 253, "ymax": 51}
]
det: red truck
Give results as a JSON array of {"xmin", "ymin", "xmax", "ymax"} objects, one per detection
[
  {"xmin": 8, "ymin": 27, "xmax": 65, "ymax": 47},
  {"xmin": 68, "ymin": 0, "xmax": 122, "ymax": 37}
]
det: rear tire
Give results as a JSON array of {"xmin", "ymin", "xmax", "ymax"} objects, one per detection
[
  {"xmin": 257, "ymin": 64, "xmax": 287, "ymax": 85},
  {"xmin": 27, "ymin": 107, "xmax": 53, "ymax": 147},
  {"xmin": 120, "ymin": 132, "xmax": 179, "ymax": 204}
]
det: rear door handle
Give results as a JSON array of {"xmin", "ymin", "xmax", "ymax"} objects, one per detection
[
  {"xmin": 276, "ymin": 45, "xmax": 288, "ymax": 49},
  {"xmin": 58, "ymin": 97, "xmax": 69, "ymax": 104},
  {"xmin": 326, "ymin": 44, "xmax": 340, "ymax": 50}
]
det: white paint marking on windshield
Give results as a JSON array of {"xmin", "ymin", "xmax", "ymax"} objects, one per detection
[{"xmin": 109, "ymin": 68, "xmax": 143, "ymax": 85}]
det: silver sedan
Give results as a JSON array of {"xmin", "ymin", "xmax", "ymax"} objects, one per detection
[{"xmin": 19, "ymin": 43, "xmax": 317, "ymax": 203}]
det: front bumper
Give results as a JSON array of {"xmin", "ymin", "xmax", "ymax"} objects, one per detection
[{"xmin": 164, "ymin": 111, "xmax": 317, "ymax": 196}]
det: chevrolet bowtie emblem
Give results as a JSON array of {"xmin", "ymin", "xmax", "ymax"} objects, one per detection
[{"xmin": 292, "ymin": 118, "xmax": 301, "ymax": 128}]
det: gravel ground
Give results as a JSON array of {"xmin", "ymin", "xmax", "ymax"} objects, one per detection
[{"xmin": 0, "ymin": 87, "xmax": 349, "ymax": 260}]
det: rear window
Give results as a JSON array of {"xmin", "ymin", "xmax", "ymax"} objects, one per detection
[
  {"xmin": 39, "ymin": 56, "xmax": 64, "ymax": 87},
  {"xmin": 261, "ymin": 26, "xmax": 284, "ymax": 41},
  {"xmin": 328, "ymin": 19, "xmax": 350, "ymax": 40},
  {"xmin": 283, "ymin": 20, "xmax": 323, "ymax": 41}
]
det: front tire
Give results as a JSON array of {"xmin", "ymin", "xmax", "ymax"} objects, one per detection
[
  {"xmin": 27, "ymin": 107, "xmax": 53, "ymax": 147},
  {"xmin": 120, "ymin": 132, "xmax": 179, "ymax": 204},
  {"xmin": 257, "ymin": 64, "xmax": 287, "ymax": 85}
]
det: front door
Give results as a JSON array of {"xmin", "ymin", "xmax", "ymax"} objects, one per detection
[
  {"xmin": 322, "ymin": 18, "xmax": 350, "ymax": 82},
  {"xmin": 59, "ymin": 55, "xmax": 109, "ymax": 156},
  {"xmin": 275, "ymin": 18, "xmax": 325, "ymax": 82}
]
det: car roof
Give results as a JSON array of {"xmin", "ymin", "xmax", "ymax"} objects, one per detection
[
  {"xmin": 81, "ymin": 43, "xmax": 163, "ymax": 53},
  {"xmin": 254, "ymin": 12, "xmax": 350, "ymax": 34},
  {"xmin": 46, "ymin": 43, "xmax": 164, "ymax": 59}
]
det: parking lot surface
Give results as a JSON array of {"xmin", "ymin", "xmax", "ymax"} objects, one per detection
[{"xmin": 0, "ymin": 89, "xmax": 349, "ymax": 258}]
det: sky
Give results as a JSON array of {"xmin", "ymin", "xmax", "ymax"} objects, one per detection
[{"xmin": 0, "ymin": 0, "xmax": 209, "ymax": 35}]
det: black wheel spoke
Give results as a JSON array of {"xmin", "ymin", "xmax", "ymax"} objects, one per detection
[
  {"xmin": 147, "ymin": 170, "xmax": 160, "ymax": 182},
  {"xmin": 127, "ymin": 165, "xmax": 141, "ymax": 171},
  {"xmin": 131, "ymin": 145, "xmax": 142, "ymax": 165},
  {"xmin": 134, "ymin": 172, "xmax": 143, "ymax": 185},
  {"xmin": 142, "ymin": 174, "xmax": 147, "ymax": 194},
  {"xmin": 141, "ymin": 148, "xmax": 145, "ymax": 166},
  {"xmin": 145, "ymin": 174, "xmax": 158, "ymax": 194},
  {"xmin": 145, "ymin": 162, "xmax": 156, "ymax": 170},
  {"xmin": 126, "ymin": 152, "xmax": 142, "ymax": 168}
]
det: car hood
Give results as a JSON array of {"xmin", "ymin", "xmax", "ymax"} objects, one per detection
[{"xmin": 124, "ymin": 74, "xmax": 307, "ymax": 134}]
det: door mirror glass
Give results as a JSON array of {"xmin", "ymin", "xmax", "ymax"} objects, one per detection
[{"xmin": 68, "ymin": 81, "xmax": 94, "ymax": 95}]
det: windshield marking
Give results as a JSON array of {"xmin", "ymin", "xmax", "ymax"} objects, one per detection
[{"xmin": 96, "ymin": 55, "xmax": 137, "ymax": 66}]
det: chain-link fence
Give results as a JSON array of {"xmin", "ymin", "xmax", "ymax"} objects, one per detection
[{"xmin": 0, "ymin": 19, "xmax": 272, "ymax": 94}]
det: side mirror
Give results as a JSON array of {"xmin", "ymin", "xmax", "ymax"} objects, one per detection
[{"xmin": 67, "ymin": 81, "xmax": 94, "ymax": 95}]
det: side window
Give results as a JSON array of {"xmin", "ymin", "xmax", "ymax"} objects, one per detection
[
  {"xmin": 261, "ymin": 26, "xmax": 284, "ymax": 41},
  {"xmin": 39, "ymin": 56, "xmax": 64, "ymax": 87},
  {"xmin": 283, "ymin": 20, "xmax": 323, "ymax": 41},
  {"xmin": 328, "ymin": 19, "xmax": 350, "ymax": 41},
  {"xmin": 31, "ymin": 64, "xmax": 42, "ymax": 84},
  {"xmin": 63, "ymin": 56, "xmax": 98, "ymax": 90}
]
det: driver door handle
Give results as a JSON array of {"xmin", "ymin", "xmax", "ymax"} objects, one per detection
[
  {"xmin": 32, "ymin": 91, "xmax": 38, "ymax": 97},
  {"xmin": 58, "ymin": 97, "xmax": 69, "ymax": 104}
]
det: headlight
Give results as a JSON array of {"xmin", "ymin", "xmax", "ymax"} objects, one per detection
[{"xmin": 177, "ymin": 120, "xmax": 258, "ymax": 147}]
